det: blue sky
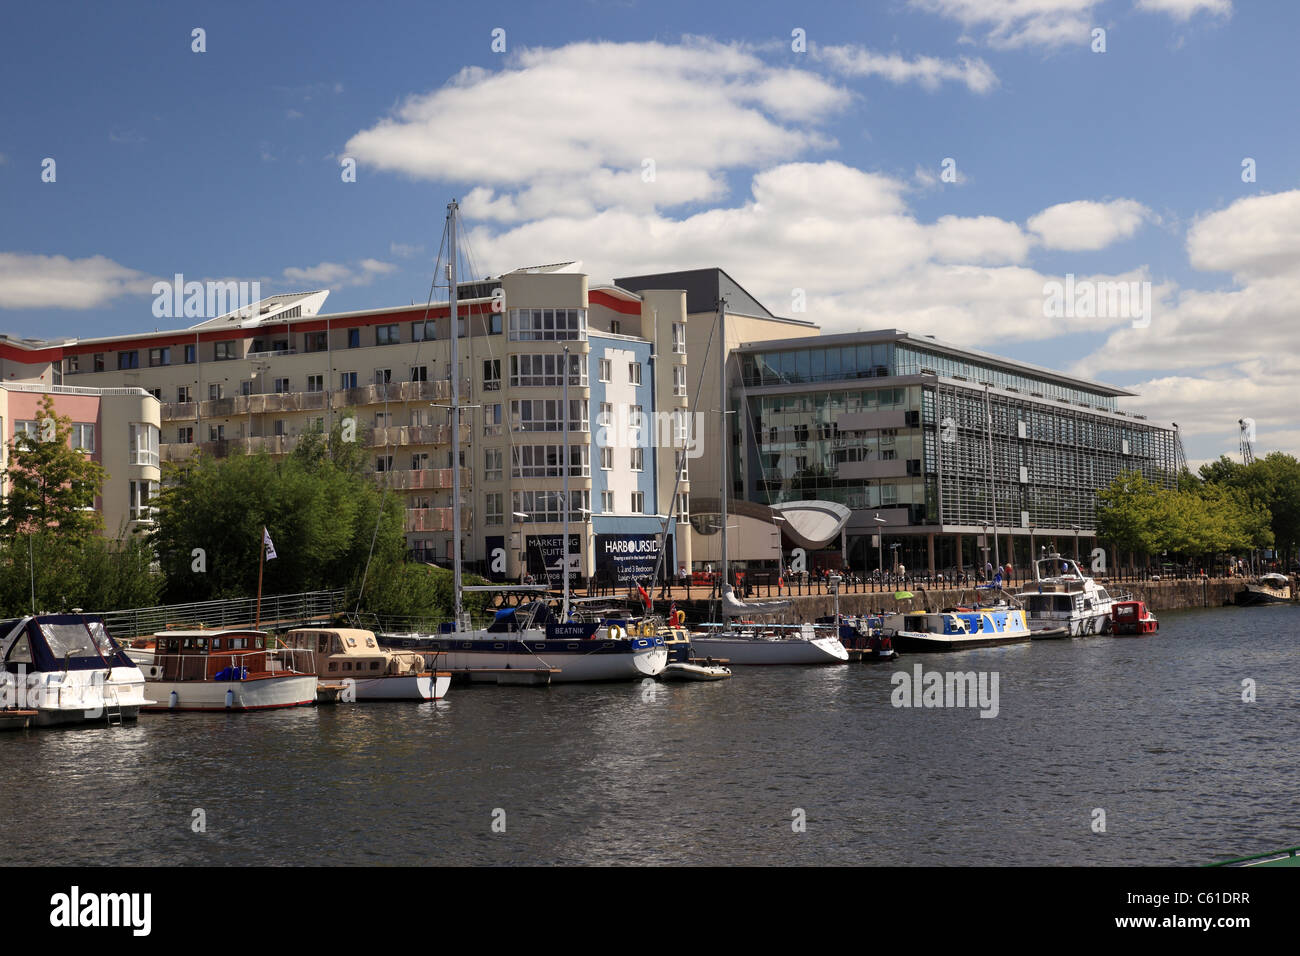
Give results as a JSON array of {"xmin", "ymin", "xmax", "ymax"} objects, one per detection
[{"xmin": 1, "ymin": 0, "xmax": 1294, "ymax": 464}]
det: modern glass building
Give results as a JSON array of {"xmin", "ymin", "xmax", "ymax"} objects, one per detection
[{"xmin": 735, "ymin": 330, "xmax": 1176, "ymax": 575}]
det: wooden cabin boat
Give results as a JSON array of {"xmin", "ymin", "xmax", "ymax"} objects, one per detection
[
  {"xmin": 1111, "ymin": 600, "xmax": 1158, "ymax": 635},
  {"xmin": 134, "ymin": 629, "xmax": 317, "ymax": 711},
  {"xmin": 1234, "ymin": 573, "xmax": 1292, "ymax": 607},
  {"xmin": 0, "ymin": 615, "xmax": 152, "ymax": 728},
  {"xmin": 282, "ymin": 627, "xmax": 451, "ymax": 700}
]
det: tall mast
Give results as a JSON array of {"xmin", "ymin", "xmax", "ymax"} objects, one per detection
[
  {"xmin": 448, "ymin": 200, "xmax": 463, "ymax": 628},
  {"xmin": 562, "ymin": 343, "xmax": 571, "ymax": 621},
  {"xmin": 718, "ymin": 297, "xmax": 728, "ymax": 594}
]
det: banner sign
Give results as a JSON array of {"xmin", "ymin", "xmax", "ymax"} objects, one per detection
[
  {"xmin": 526, "ymin": 534, "xmax": 582, "ymax": 583},
  {"xmin": 595, "ymin": 533, "xmax": 669, "ymax": 586}
]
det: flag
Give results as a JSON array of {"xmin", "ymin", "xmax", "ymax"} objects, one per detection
[
  {"xmin": 637, "ymin": 581, "xmax": 652, "ymax": 611},
  {"xmin": 263, "ymin": 527, "xmax": 277, "ymax": 561},
  {"xmin": 669, "ymin": 601, "xmax": 677, "ymax": 626}
]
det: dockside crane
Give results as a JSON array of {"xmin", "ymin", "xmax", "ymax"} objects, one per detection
[
  {"xmin": 1172, "ymin": 423, "xmax": 1187, "ymax": 477},
  {"xmin": 1238, "ymin": 418, "xmax": 1256, "ymax": 466}
]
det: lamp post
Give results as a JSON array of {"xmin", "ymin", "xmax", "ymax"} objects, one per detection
[
  {"xmin": 873, "ymin": 512, "xmax": 887, "ymax": 581},
  {"xmin": 1070, "ymin": 524, "xmax": 1081, "ymax": 565}
]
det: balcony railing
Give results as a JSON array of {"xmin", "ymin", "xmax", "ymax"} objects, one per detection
[
  {"xmin": 367, "ymin": 424, "xmax": 471, "ymax": 447},
  {"xmin": 385, "ymin": 468, "xmax": 473, "ymax": 491},
  {"xmin": 404, "ymin": 507, "xmax": 473, "ymax": 533},
  {"xmin": 160, "ymin": 379, "xmax": 472, "ymax": 421}
]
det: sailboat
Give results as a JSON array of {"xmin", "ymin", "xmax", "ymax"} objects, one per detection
[
  {"xmin": 376, "ymin": 200, "xmax": 667, "ymax": 683},
  {"xmin": 688, "ymin": 298, "xmax": 848, "ymax": 666}
]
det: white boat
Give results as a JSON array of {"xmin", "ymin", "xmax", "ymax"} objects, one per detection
[
  {"xmin": 687, "ymin": 297, "xmax": 848, "ymax": 667},
  {"xmin": 1235, "ymin": 573, "xmax": 1292, "ymax": 606},
  {"xmin": 380, "ymin": 603, "xmax": 668, "ymax": 683},
  {"xmin": 659, "ymin": 660, "xmax": 732, "ymax": 681},
  {"xmin": 133, "ymin": 629, "xmax": 317, "ymax": 711},
  {"xmin": 0, "ymin": 615, "xmax": 152, "ymax": 728},
  {"xmin": 1014, "ymin": 553, "xmax": 1121, "ymax": 637},
  {"xmin": 881, "ymin": 606, "xmax": 1032, "ymax": 652},
  {"xmin": 282, "ymin": 627, "xmax": 451, "ymax": 700}
]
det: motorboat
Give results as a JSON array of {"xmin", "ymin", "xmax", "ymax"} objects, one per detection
[
  {"xmin": 1111, "ymin": 600, "xmax": 1158, "ymax": 635},
  {"xmin": 1235, "ymin": 573, "xmax": 1292, "ymax": 606},
  {"xmin": 0, "ymin": 614, "xmax": 152, "ymax": 728},
  {"xmin": 820, "ymin": 615, "xmax": 897, "ymax": 661},
  {"xmin": 881, "ymin": 606, "xmax": 1032, "ymax": 652},
  {"xmin": 282, "ymin": 627, "xmax": 451, "ymax": 700},
  {"xmin": 132, "ymin": 628, "xmax": 317, "ymax": 711},
  {"xmin": 1015, "ymin": 552, "xmax": 1122, "ymax": 637}
]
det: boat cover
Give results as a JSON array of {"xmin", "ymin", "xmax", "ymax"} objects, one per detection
[{"xmin": 721, "ymin": 585, "xmax": 792, "ymax": 619}]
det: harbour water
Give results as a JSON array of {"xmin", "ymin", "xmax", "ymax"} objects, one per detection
[{"xmin": 2, "ymin": 604, "xmax": 1296, "ymax": 866}]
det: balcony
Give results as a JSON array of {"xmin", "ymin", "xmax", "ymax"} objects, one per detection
[
  {"xmin": 404, "ymin": 507, "xmax": 473, "ymax": 533},
  {"xmin": 386, "ymin": 468, "xmax": 473, "ymax": 491},
  {"xmin": 160, "ymin": 380, "xmax": 471, "ymax": 421},
  {"xmin": 367, "ymin": 424, "xmax": 471, "ymax": 447}
]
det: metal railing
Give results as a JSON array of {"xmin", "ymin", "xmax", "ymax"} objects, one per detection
[{"xmin": 95, "ymin": 590, "xmax": 345, "ymax": 642}]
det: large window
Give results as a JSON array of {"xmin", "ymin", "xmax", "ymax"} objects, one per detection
[
  {"xmin": 149, "ymin": 347, "xmax": 170, "ymax": 367},
  {"xmin": 306, "ymin": 374, "xmax": 324, "ymax": 393},
  {"xmin": 509, "ymin": 353, "xmax": 586, "ymax": 387},
  {"xmin": 485, "ymin": 447, "xmax": 503, "ymax": 481},
  {"xmin": 512, "ymin": 490, "xmax": 590, "ymax": 523},
  {"xmin": 128, "ymin": 423, "xmax": 159, "ymax": 467},
  {"xmin": 129, "ymin": 480, "xmax": 158, "ymax": 521},
  {"xmin": 118, "ymin": 351, "xmax": 139, "ymax": 370},
  {"xmin": 483, "ymin": 359, "xmax": 501, "ymax": 391},
  {"xmin": 511, "ymin": 444, "xmax": 589, "ymax": 478},
  {"xmin": 376, "ymin": 325, "xmax": 400, "ymax": 346},
  {"xmin": 411, "ymin": 320, "xmax": 437, "ymax": 342},
  {"xmin": 672, "ymin": 323, "xmax": 686, "ymax": 353},
  {"xmin": 510, "ymin": 399, "xmax": 588, "ymax": 432},
  {"xmin": 485, "ymin": 493, "xmax": 504, "ymax": 526},
  {"xmin": 70, "ymin": 423, "xmax": 95, "ymax": 453},
  {"xmin": 673, "ymin": 366, "xmax": 687, "ymax": 397},
  {"xmin": 214, "ymin": 341, "xmax": 237, "ymax": 360},
  {"xmin": 507, "ymin": 308, "xmax": 587, "ymax": 341}
]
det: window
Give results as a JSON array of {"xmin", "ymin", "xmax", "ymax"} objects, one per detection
[
  {"xmin": 673, "ymin": 366, "xmax": 687, "ymax": 397},
  {"xmin": 375, "ymin": 456, "xmax": 393, "ymax": 473},
  {"xmin": 374, "ymin": 412, "xmax": 392, "ymax": 428},
  {"xmin": 118, "ymin": 351, "xmax": 139, "ymax": 370},
  {"xmin": 598, "ymin": 402, "xmax": 613, "ymax": 427},
  {"xmin": 631, "ymin": 491, "xmax": 645, "ymax": 514},
  {"xmin": 214, "ymin": 341, "xmax": 236, "ymax": 361},
  {"xmin": 66, "ymin": 354, "xmax": 80, "ymax": 374},
  {"xmin": 598, "ymin": 358, "xmax": 612, "ymax": 382},
  {"xmin": 511, "ymin": 490, "xmax": 590, "ymax": 523},
  {"xmin": 183, "ymin": 345, "xmax": 195, "ymax": 364},
  {"xmin": 507, "ymin": 308, "xmax": 587, "ymax": 341},
  {"xmin": 128, "ymin": 423, "xmax": 160, "ymax": 467},
  {"xmin": 340, "ymin": 371, "xmax": 357, "ymax": 389},
  {"xmin": 483, "ymin": 359, "xmax": 501, "ymax": 391},
  {"xmin": 129, "ymin": 480, "xmax": 158, "ymax": 521},
  {"xmin": 177, "ymin": 385, "xmax": 192, "ymax": 403},
  {"xmin": 208, "ymin": 424, "xmax": 225, "ymax": 441},
  {"xmin": 148, "ymin": 387, "xmax": 162, "ymax": 401},
  {"xmin": 631, "ymin": 447, "xmax": 644, "ymax": 471},
  {"xmin": 410, "ymin": 365, "xmax": 428, "ymax": 382},
  {"xmin": 149, "ymin": 347, "xmax": 170, "ymax": 367},
  {"xmin": 208, "ymin": 383, "xmax": 224, "ymax": 401},
  {"xmin": 374, "ymin": 368, "xmax": 392, "ymax": 385},
  {"xmin": 677, "ymin": 492, "xmax": 689, "ymax": 518},
  {"xmin": 347, "ymin": 328, "xmax": 360, "ymax": 348},
  {"xmin": 240, "ymin": 380, "xmax": 254, "ymax": 396},
  {"xmin": 485, "ymin": 448, "xmax": 503, "ymax": 481},
  {"xmin": 304, "ymin": 332, "xmax": 328, "ymax": 353},
  {"xmin": 14, "ymin": 420, "xmax": 39, "ymax": 441},
  {"xmin": 602, "ymin": 491, "xmax": 614, "ymax": 513},
  {"xmin": 600, "ymin": 447, "xmax": 613, "ymax": 470},
  {"xmin": 676, "ymin": 450, "xmax": 689, "ymax": 480},
  {"xmin": 376, "ymin": 325, "xmax": 400, "ymax": 346},
  {"xmin": 483, "ymin": 403, "xmax": 503, "ymax": 437},
  {"xmin": 510, "ymin": 399, "xmax": 588, "ymax": 432},
  {"xmin": 177, "ymin": 426, "xmax": 194, "ymax": 444},
  {"xmin": 488, "ymin": 313, "xmax": 502, "ymax": 335},
  {"xmin": 273, "ymin": 420, "xmax": 287, "ymax": 437},
  {"xmin": 628, "ymin": 362, "xmax": 641, "ymax": 385},
  {"xmin": 411, "ymin": 320, "xmax": 436, "ymax": 342},
  {"xmin": 485, "ymin": 493, "xmax": 503, "ymax": 526},
  {"xmin": 272, "ymin": 378, "xmax": 290, "ymax": 394},
  {"xmin": 511, "ymin": 444, "xmax": 589, "ymax": 478},
  {"xmin": 306, "ymin": 374, "xmax": 324, "ymax": 393},
  {"xmin": 509, "ymin": 353, "xmax": 586, "ymax": 387},
  {"xmin": 672, "ymin": 323, "xmax": 686, "ymax": 353},
  {"xmin": 94, "ymin": 353, "xmax": 105, "ymax": 372},
  {"xmin": 69, "ymin": 423, "xmax": 95, "ymax": 452},
  {"xmin": 610, "ymin": 320, "xmax": 621, "ymax": 336},
  {"xmin": 411, "ymin": 452, "xmax": 429, "ymax": 471}
]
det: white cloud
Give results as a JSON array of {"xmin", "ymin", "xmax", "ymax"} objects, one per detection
[
  {"xmin": 1027, "ymin": 199, "xmax": 1151, "ymax": 250},
  {"xmin": 1134, "ymin": 0, "xmax": 1232, "ymax": 21},
  {"xmin": 344, "ymin": 39, "xmax": 849, "ymax": 222},
  {"xmin": 908, "ymin": 0, "xmax": 1098, "ymax": 50},
  {"xmin": 359, "ymin": 258, "xmax": 397, "ymax": 276},
  {"xmin": 817, "ymin": 45, "xmax": 998, "ymax": 93},
  {"xmin": 280, "ymin": 259, "xmax": 397, "ymax": 288},
  {"xmin": 1186, "ymin": 190, "xmax": 1300, "ymax": 277},
  {"xmin": 0, "ymin": 252, "xmax": 152, "ymax": 310}
]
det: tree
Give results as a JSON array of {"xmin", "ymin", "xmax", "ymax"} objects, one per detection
[{"xmin": 1, "ymin": 394, "xmax": 109, "ymax": 541}]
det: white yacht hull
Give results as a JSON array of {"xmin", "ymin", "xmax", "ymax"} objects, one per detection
[
  {"xmin": 2, "ymin": 670, "xmax": 152, "ymax": 727},
  {"xmin": 338, "ymin": 673, "xmax": 451, "ymax": 701},
  {"xmin": 143, "ymin": 674, "xmax": 317, "ymax": 711},
  {"xmin": 690, "ymin": 634, "xmax": 848, "ymax": 665},
  {"xmin": 436, "ymin": 646, "xmax": 667, "ymax": 682}
]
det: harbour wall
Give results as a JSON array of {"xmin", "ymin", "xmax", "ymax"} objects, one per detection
[{"xmin": 681, "ymin": 578, "xmax": 1270, "ymax": 619}]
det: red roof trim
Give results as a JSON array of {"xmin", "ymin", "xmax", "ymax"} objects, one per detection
[{"xmin": 589, "ymin": 290, "xmax": 642, "ymax": 316}]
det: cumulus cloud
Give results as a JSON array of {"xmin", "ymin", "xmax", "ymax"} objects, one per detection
[
  {"xmin": 1135, "ymin": 0, "xmax": 1232, "ymax": 21},
  {"xmin": 0, "ymin": 252, "xmax": 153, "ymax": 309},
  {"xmin": 344, "ymin": 39, "xmax": 850, "ymax": 222},
  {"xmin": 280, "ymin": 259, "xmax": 397, "ymax": 288},
  {"xmin": 908, "ymin": 0, "xmax": 1098, "ymax": 50},
  {"xmin": 1028, "ymin": 199, "xmax": 1151, "ymax": 250},
  {"xmin": 817, "ymin": 45, "xmax": 998, "ymax": 93}
]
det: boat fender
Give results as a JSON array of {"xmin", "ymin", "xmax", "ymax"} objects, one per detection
[
  {"xmin": 609, "ymin": 625, "xmax": 625, "ymax": 641},
  {"xmin": 224, "ymin": 688, "xmax": 234, "ymax": 710},
  {"xmin": 169, "ymin": 690, "xmax": 178, "ymax": 709}
]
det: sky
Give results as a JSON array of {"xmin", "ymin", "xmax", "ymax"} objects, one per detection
[{"xmin": 0, "ymin": 0, "xmax": 1295, "ymax": 467}]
